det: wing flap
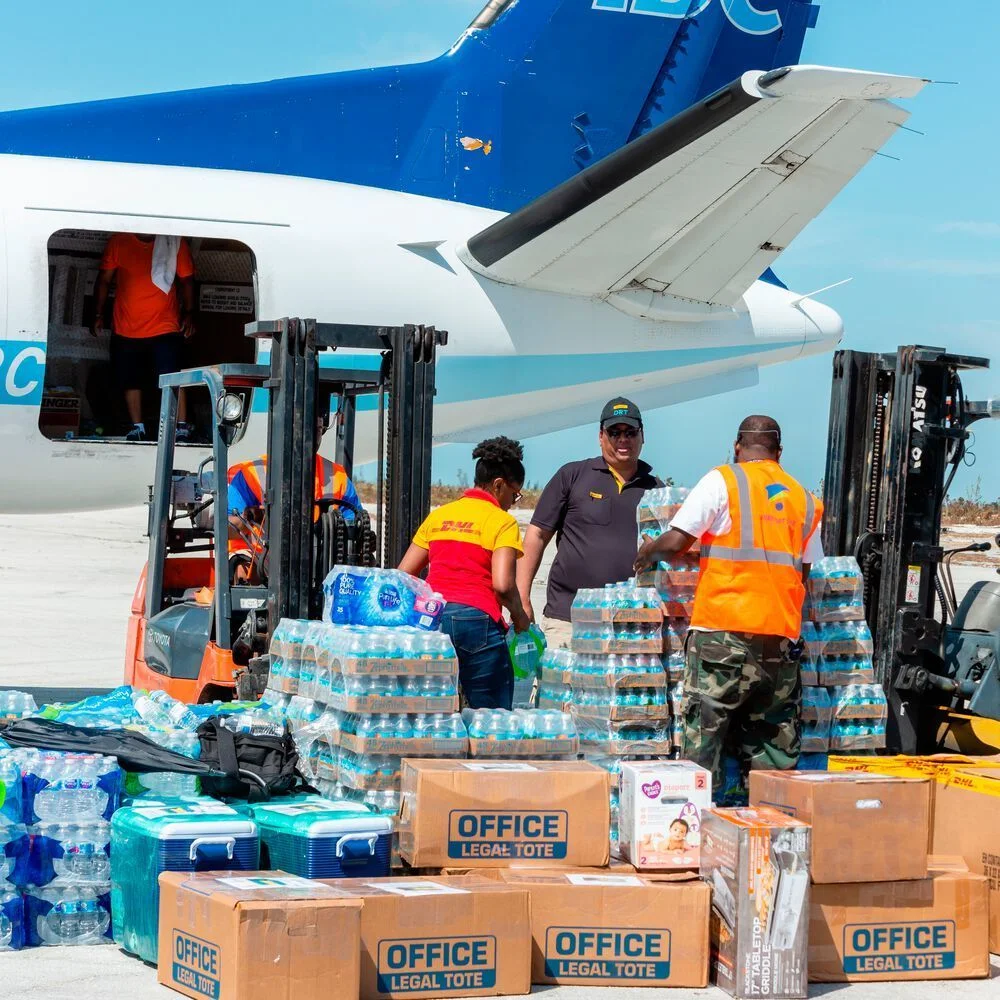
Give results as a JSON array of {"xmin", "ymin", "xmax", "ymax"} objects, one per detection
[{"xmin": 460, "ymin": 66, "xmax": 926, "ymax": 306}]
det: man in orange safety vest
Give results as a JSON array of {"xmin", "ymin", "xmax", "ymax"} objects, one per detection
[{"xmin": 634, "ymin": 415, "xmax": 823, "ymax": 792}]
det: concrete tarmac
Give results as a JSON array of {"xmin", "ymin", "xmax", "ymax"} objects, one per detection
[
  {"xmin": 1, "ymin": 946, "xmax": 997, "ymax": 999},
  {"xmin": 2, "ymin": 508, "xmax": 998, "ymax": 996}
]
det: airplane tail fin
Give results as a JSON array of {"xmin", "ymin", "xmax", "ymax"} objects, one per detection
[
  {"xmin": 0, "ymin": 1, "xmax": 820, "ymax": 213},
  {"xmin": 434, "ymin": 0, "xmax": 821, "ymax": 208}
]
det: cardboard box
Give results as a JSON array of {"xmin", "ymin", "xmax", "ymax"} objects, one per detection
[
  {"xmin": 809, "ymin": 861, "xmax": 990, "ymax": 981},
  {"xmin": 320, "ymin": 875, "xmax": 531, "ymax": 1000},
  {"xmin": 700, "ymin": 807, "xmax": 811, "ymax": 999},
  {"xmin": 494, "ymin": 869, "xmax": 710, "ymax": 987},
  {"xmin": 157, "ymin": 871, "xmax": 362, "ymax": 1000},
  {"xmin": 749, "ymin": 770, "xmax": 929, "ymax": 884},
  {"xmin": 830, "ymin": 753, "xmax": 1000, "ymax": 951},
  {"xmin": 619, "ymin": 760, "xmax": 712, "ymax": 871},
  {"xmin": 397, "ymin": 759, "xmax": 611, "ymax": 868}
]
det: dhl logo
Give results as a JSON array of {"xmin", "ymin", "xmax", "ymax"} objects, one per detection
[{"xmin": 438, "ymin": 520, "xmax": 476, "ymax": 533}]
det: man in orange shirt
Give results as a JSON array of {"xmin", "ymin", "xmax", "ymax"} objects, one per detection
[{"xmin": 92, "ymin": 233, "xmax": 196, "ymax": 441}]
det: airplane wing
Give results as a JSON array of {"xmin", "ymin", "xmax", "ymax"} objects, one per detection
[{"xmin": 458, "ymin": 66, "xmax": 926, "ymax": 308}]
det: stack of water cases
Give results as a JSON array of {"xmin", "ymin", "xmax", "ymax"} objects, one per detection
[
  {"xmin": 0, "ymin": 691, "xmax": 37, "ymax": 724},
  {"xmin": 800, "ymin": 557, "xmax": 888, "ymax": 753},
  {"xmin": 635, "ymin": 486, "xmax": 698, "ymax": 748},
  {"xmin": 1, "ymin": 748, "xmax": 123, "ymax": 949},
  {"xmin": 566, "ymin": 581, "xmax": 671, "ymax": 851},
  {"xmin": 243, "ymin": 797, "xmax": 393, "ymax": 879},
  {"xmin": 110, "ymin": 799, "xmax": 259, "ymax": 963},
  {"xmin": 464, "ymin": 708, "xmax": 578, "ymax": 758},
  {"xmin": 266, "ymin": 620, "xmax": 468, "ymax": 819}
]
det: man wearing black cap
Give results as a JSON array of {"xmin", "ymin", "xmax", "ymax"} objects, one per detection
[{"xmin": 517, "ymin": 397, "xmax": 663, "ymax": 648}]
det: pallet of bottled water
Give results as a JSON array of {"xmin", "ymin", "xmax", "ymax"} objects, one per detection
[
  {"xmin": 570, "ymin": 582, "xmax": 663, "ymax": 624},
  {"xmin": 634, "ymin": 552, "xmax": 701, "ymax": 616},
  {"xmin": 0, "ymin": 691, "xmax": 37, "ymax": 723},
  {"xmin": 465, "ymin": 708, "xmax": 578, "ymax": 757},
  {"xmin": 575, "ymin": 718, "xmax": 674, "ymax": 756},
  {"xmin": 806, "ymin": 556, "xmax": 866, "ymax": 622},
  {"xmin": 571, "ymin": 621, "xmax": 663, "ymax": 655},
  {"xmin": 636, "ymin": 486, "xmax": 691, "ymax": 538},
  {"xmin": 1, "ymin": 749, "xmax": 123, "ymax": 949},
  {"xmin": 831, "ymin": 683, "xmax": 888, "ymax": 750}
]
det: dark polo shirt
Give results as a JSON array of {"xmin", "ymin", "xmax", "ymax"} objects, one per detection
[{"xmin": 532, "ymin": 457, "xmax": 662, "ymax": 621}]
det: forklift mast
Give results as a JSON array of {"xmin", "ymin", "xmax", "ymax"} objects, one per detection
[
  {"xmin": 141, "ymin": 318, "xmax": 445, "ymax": 700},
  {"xmin": 822, "ymin": 346, "xmax": 990, "ymax": 751},
  {"xmin": 253, "ymin": 318, "xmax": 444, "ymax": 632}
]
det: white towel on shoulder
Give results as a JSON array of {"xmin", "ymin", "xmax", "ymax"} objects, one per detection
[{"xmin": 151, "ymin": 235, "xmax": 181, "ymax": 294}]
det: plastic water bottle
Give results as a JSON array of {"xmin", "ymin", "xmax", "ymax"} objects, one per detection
[
  {"xmin": 0, "ymin": 887, "xmax": 22, "ymax": 950},
  {"xmin": 39, "ymin": 821, "xmax": 112, "ymax": 885},
  {"xmin": 131, "ymin": 693, "xmax": 173, "ymax": 730},
  {"xmin": 0, "ymin": 691, "xmax": 37, "ymax": 721},
  {"xmin": 28, "ymin": 885, "xmax": 111, "ymax": 946}
]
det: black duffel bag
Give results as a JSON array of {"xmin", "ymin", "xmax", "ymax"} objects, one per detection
[{"xmin": 196, "ymin": 718, "xmax": 307, "ymax": 802}]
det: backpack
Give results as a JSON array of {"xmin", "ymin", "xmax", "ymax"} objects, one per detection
[{"xmin": 196, "ymin": 718, "xmax": 308, "ymax": 802}]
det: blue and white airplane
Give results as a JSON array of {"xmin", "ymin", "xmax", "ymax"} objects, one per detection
[{"xmin": 0, "ymin": 0, "xmax": 924, "ymax": 512}]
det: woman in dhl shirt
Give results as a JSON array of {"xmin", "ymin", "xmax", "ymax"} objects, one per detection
[{"xmin": 399, "ymin": 437, "xmax": 531, "ymax": 709}]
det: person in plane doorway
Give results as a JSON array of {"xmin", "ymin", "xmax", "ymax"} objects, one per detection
[
  {"xmin": 633, "ymin": 415, "xmax": 823, "ymax": 793},
  {"xmin": 92, "ymin": 233, "xmax": 196, "ymax": 442},
  {"xmin": 517, "ymin": 398, "xmax": 663, "ymax": 649}
]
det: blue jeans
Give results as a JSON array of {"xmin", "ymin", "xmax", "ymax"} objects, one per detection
[{"xmin": 440, "ymin": 603, "xmax": 513, "ymax": 710}]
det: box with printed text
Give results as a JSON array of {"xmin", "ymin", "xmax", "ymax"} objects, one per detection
[
  {"xmin": 749, "ymin": 770, "xmax": 929, "ymax": 884},
  {"xmin": 494, "ymin": 869, "xmax": 710, "ymax": 987},
  {"xmin": 397, "ymin": 759, "xmax": 611, "ymax": 869},
  {"xmin": 319, "ymin": 875, "xmax": 532, "ymax": 1000},
  {"xmin": 157, "ymin": 871, "xmax": 362, "ymax": 1000},
  {"xmin": 809, "ymin": 858, "xmax": 990, "ymax": 982},
  {"xmin": 829, "ymin": 753, "xmax": 1000, "ymax": 950},
  {"xmin": 619, "ymin": 760, "xmax": 712, "ymax": 871},
  {"xmin": 700, "ymin": 807, "xmax": 811, "ymax": 999}
]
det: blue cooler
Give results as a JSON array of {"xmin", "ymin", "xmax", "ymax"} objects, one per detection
[
  {"xmin": 250, "ymin": 799, "xmax": 392, "ymax": 879},
  {"xmin": 111, "ymin": 800, "xmax": 258, "ymax": 963}
]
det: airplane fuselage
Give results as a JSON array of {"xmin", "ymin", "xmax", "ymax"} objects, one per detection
[{"xmin": 0, "ymin": 154, "xmax": 840, "ymax": 513}]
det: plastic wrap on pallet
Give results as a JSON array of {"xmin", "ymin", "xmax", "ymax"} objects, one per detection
[
  {"xmin": 817, "ymin": 654, "xmax": 876, "ymax": 688},
  {"xmin": 832, "ymin": 683, "xmax": 888, "ymax": 720},
  {"xmin": 807, "ymin": 556, "xmax": 866, "ymax": 622},
  {"xmin": 799, "ymin": 687, "xmax": 833, "ymax": 753},
  {"xmin": 267, "ymin": 618, "xmax": 311, "ymax": 694},
  {"xmin": 575, "ymin": 718, "xmax": 674, "ymax": 755},
  {"xmin": 636, "ymin": 486, "xmax": 691, "ymax": 540},
  {"xmin": 465, "ymin": 708, "xmax": 579, "ymax": 757}
]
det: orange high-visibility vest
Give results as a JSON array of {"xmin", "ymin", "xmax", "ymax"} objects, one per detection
[
  {"xmin": 227, "ymin": 455, "xmax": 351, "ymax": 553},
  {"xmin": 228, "ymin": 455, "xmax": 349, "ymax": 519},
  {"xmin": 689, "ymin": 460, "xmax": 823, "ymax": 640}
]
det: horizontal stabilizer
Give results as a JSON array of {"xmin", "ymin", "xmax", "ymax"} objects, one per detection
[{"xmin": 459, "ymin": 66, "xmax": 926, "ymax": 307}]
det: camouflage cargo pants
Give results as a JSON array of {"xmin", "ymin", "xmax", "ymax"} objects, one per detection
[{"xmin": 682, "ymin": 629, "xmax": 802, "ymax": 793}]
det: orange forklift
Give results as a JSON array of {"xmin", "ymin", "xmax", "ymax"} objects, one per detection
[{"xmin": 125, "ymin": 317, "xmax": 445, "ymax": 702}]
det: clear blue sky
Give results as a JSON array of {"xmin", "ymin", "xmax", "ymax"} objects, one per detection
[{"xmin": 3, "ymin": 0, "xmax": 996, "ymax": 497}]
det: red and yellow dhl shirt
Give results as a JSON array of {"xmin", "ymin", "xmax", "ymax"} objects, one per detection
[{"xmin": 412, "ymin": 488, "xmax": 523, "ymax": 623}]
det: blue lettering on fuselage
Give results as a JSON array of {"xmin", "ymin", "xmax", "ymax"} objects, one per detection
[
  {"xmin": 0, "ymin": 342, "xmax": 46, "ymax": 405},
  {"xmin": 593, "ymin": 0, "xmax": 781, "ymax": 35}
]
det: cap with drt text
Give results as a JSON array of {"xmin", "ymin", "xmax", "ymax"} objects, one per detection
[{"xmin": 601, "ymin": 397, "xmax": 643, "ymax": 430}]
